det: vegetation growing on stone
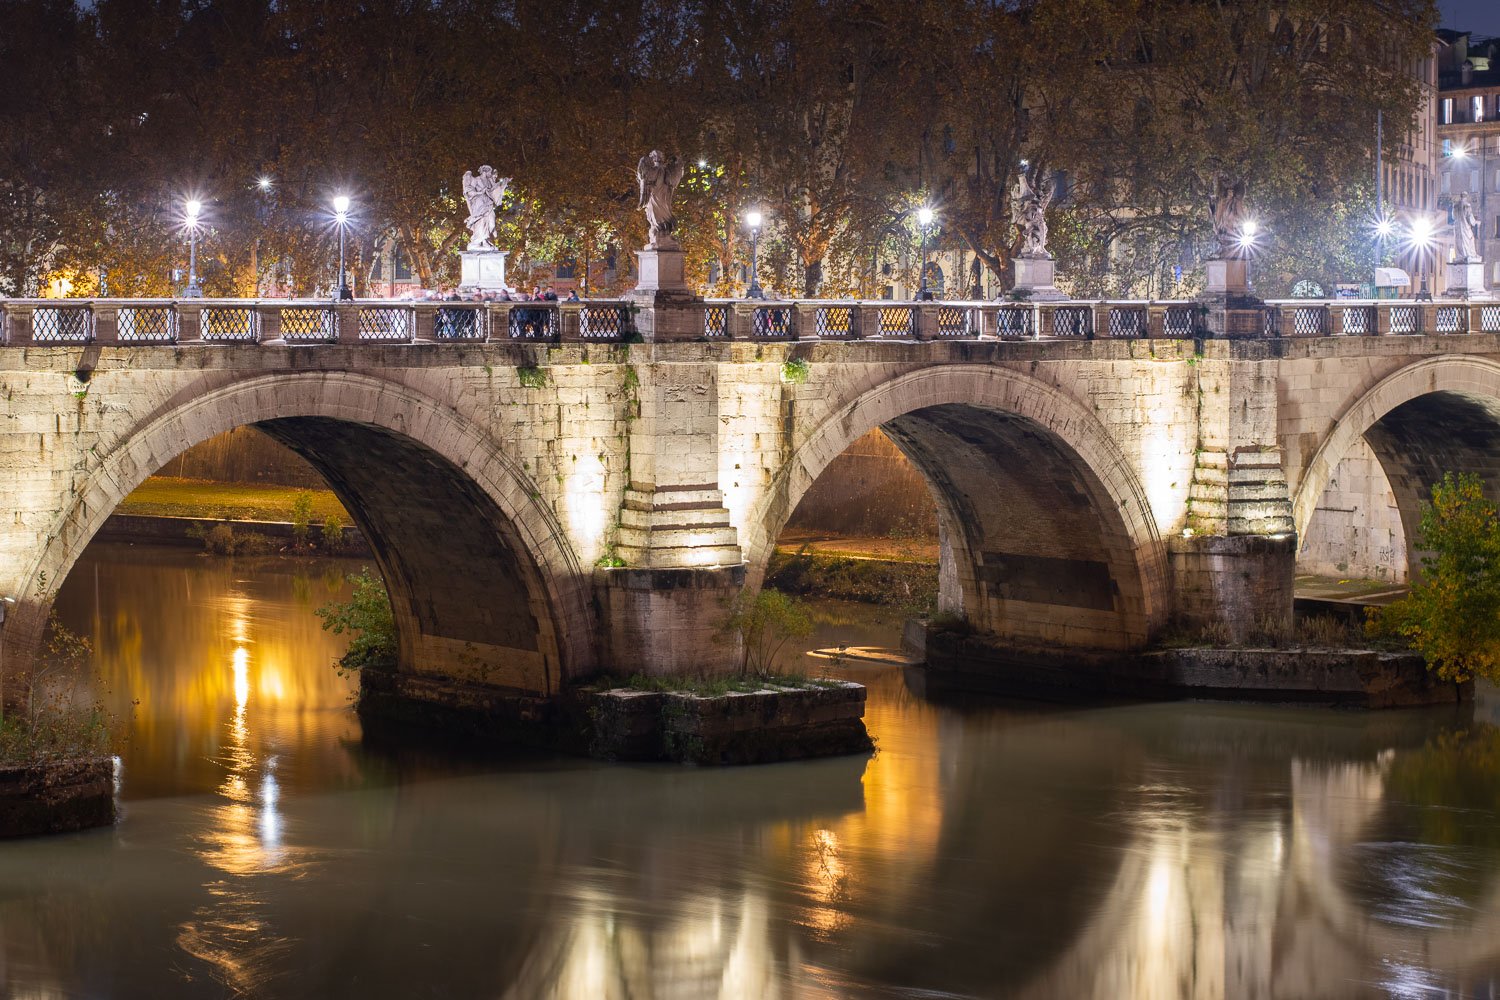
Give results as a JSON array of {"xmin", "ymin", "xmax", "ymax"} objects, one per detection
[
  {"xmin": 1369, "ymin": 473, "xmax": 1500, "ymax": 684},
  {"xmin": 186, "ymin": 522, "xmax": 278, "ymax": 556},
  {"xmin": 0, "ymin": 614, "xmax": 115, "ymax": 766},
  {"xmin": 721, "ymin": 588, "xmax": 815, "ymax": 675},
  {"xmin": 517, "ymin": 365, "xmax": 550, "ymax": 389},
  {"xmin": 780, "ymin": 358, "xmax": 811, "ymax": 385},
  {"xmin": 316, "ymin": 568, "xmax": 397, "ymax": 675}
]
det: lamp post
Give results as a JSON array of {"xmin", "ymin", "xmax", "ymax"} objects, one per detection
[
  {"xmin": 184, "ymin": 199, "xmax": 202, "ymax": 298},
  {"xmin": 332, "ymin": 195, "xmax": 352, "ymax": 301},
  {"xmin": 745, "ymin": 208, "xmax": 765, "ymax": 299},
  {"xmin": 916, "ymin": 206, "xmax": 934, "ymax": 299},
  {"xmin": 1409, "ymin": 215, "xmax": 1435, "ymax": 301}
]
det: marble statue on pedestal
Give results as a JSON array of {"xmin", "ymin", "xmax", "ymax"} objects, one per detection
[
  {"xmin": 462, "ymin": 166, "xmax": 510, "ymax": 251},
  {"xmin": 1010, "ymin": 169, "xmax": 1052, "ymax": 258},
  {"xmin": 636, "ymin": 150, "xmax": 685, "ymax": 248},
  {"xmin": 1208, "ymin": 173, "xmax": 1248, "ymax": 257},
  {"xmin": 1455, "ymin": 191, "xmax": 1480, "ymax": 262}
]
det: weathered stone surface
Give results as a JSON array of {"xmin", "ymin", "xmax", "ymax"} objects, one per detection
[
  {"xmin": 0, "ymin": 757, "xmax": 116, "ymax": 838},
  {"xmin": 358, "ymin": 666, "xmax": 871, "ymax": 764},
  {"xmin": 917, "ymin": 627, "xmax": 1467, "ymax": 708},
  {"xmin": 586, "ymin": 682, "xmax": 872, "ymax": 765}
]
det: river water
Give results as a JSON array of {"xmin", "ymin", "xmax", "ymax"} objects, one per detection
[{"xmin": 4, "ymin": 542, "xmax": 1500, "ymax": 998}]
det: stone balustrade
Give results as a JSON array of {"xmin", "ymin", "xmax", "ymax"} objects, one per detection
[
  {"xmin": 3, "ymin": 296, "xmax": 1499, "ymax": 347},
  {"xmin": 0, "ymin": 298, "xmax": 637, "ymax": 347}
]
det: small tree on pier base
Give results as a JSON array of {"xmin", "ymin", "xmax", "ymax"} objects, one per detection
[
  {"xmin": 1370, "ymin": 473, "xmax": 1500, "ymax": 684},
  {"xmin": 722, "ymin": 589, "xmax": 813, "ymax": 676}
]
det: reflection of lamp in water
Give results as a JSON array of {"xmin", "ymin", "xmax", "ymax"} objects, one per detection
[{"xmin": 232, "ymin": 646, "xmax": 250, "ymax": 723}]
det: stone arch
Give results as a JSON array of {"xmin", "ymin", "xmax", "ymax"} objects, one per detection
[
  {"xmin": 15, "ymin": 371, "xmax": 593, "ymax": 695},
  {"xmin": 1294, "ymin": 356, "xmax": 1500, "ymax": 576},
  {"xmin": 745, "ymin": 366, "xmax": 1169, "ymax": 650}
]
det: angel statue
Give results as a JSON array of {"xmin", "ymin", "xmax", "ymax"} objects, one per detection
[
  {"xmin": 1208, "ymin": 173, "xmax": 1248, "ymax": 257},
  {"xmin": 462, "ymin": 165, "xmax": 510, "ymax": 251},
  {"xmin": 636, "ymin": 150, "xmax": 685, "ymax": 248},
  {"xmin": 1455, "ymin": 191, "xmax": 1480, "ymax": 262},
  {"xmin": 1009, "ymin": 168, "xmax": 1052, "ymax": 258}
]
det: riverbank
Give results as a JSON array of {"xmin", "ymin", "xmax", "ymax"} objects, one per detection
[
  {"xmin": 97, "ymin": 512, "xmax": 372, "ymax": 556},
  {"xmin": 767, "ymin": 547, "xmax": 938, "ymax": 609},
  {"xmin": 118, "ymin": 476, "xmax": 348, "ymax": 522}
]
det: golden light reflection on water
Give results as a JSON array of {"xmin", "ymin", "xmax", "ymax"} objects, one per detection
[
  {"xmin": 176, "ymin": 581, "xmax": 310, "ymax": 995},
  {"xmin": 25, "ymin": 569, "xmax": 1500, "ymax": 998}
]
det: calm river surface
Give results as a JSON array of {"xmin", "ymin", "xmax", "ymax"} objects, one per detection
[{"xmin": 4, "ymin": 542, "xmax": 1500, "ymax": 998}]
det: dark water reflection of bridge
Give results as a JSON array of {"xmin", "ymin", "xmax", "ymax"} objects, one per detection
[{"xmin": 2, "ymin": 544, "xmax": 1498, "ymax": 998}]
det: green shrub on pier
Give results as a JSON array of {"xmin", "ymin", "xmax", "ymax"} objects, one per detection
[
  {"xmin": 1369, "ymin": 472, "xmax": 1500, "ymax": 684},
  {"xmin": 0, "ymin": 614, "xmax": 116, "ymax": 766},
  {"xmin": 316, "ymin": 568, "xmax": 397, "ymax": 675}
]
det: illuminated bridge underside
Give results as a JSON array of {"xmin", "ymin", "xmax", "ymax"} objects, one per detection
[
  {"xmin": 256, "ymin": 417, "xmax": 556, "ymax": 692},
  {"xmin": 7, "ymin": 331, "xmax": 1500, "ymax": 702},
  {"xmin": 885, "ymin": 405, "xmax": 1149, "ymax": 650}
]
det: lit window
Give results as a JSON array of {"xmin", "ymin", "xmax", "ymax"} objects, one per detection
[
  {"xmin": 1442, "ymin": 138, "xmax": 1452, "ymax": 157},
  {"xmin": 1474, "ymin": 96, "xmax": 1486, "ymax": 122},
  {"xmin": 1441, "ymin": 98, "xmax": 1454, "ymax": 124}
]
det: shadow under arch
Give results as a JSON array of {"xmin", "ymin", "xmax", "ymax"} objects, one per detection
[
  {"xmin": 744, "ymin": 366, "xmax": 1169, "ymax": 650},
  {"xmin": 16, "ymin": 371, "xmax": 594, "ymax": 695},
  {"xmin": 1294, "ymin": 356, "xmax": 1500, "ymax": 576}
]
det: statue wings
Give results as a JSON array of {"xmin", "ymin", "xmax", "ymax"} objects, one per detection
[{"xmin": 637, "ymin": 155, "xmax": 654, "ymax": 208}]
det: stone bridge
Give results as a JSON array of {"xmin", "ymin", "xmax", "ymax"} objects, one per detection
[{"xmin": 4, "ymin": 296, "xmax": 1500, "ymax": 710}]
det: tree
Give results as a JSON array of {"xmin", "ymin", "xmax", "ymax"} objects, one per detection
[
  {"xmin": 722, "ymin": 588, "xmax": 814, "ymax": 676},
  {"xmin": 1371, "ymin": 473, "xmax": 1500, "ymax": 684},
  {"xmin": 1057, "ymin": 0, "xmax": 1436, "ymax": 294}
]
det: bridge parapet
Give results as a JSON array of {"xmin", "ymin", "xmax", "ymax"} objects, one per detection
[
  {"xmin": 0, "ymin": 297, "xmax": 638, "ymax": 348},
  {"xmin": 7, "ymin": 296, "xmax": 1498, "ymax": 348}
]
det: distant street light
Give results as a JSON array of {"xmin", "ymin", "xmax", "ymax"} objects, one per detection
[
  {"xmin": 257, "ymin": 176, "xmax": 273, "ymax": 192},
  {"xmin": 1236, "ymin": 218, "xmax": 1260, "ymax": 254},
  {"xmin": 1407, "ymin": 215, "xmax": 1435, "ymax": 300},
  {"xmin": 332, "ymin": 194, "xmax": 352, "ymax": 301},
  {"xmin": 745, "ymin": 208, "xmax": 765, "ymax": 299},
  {"xmin": 184, "ymin": 198, "xmax": 203, "ymax": 298},
  {"xmin": 916, "ymin": 206, "xmax": 935, "ymax": 299}
]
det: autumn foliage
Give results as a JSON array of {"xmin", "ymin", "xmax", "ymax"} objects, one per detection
[
  {"xmin": 1371, "ymin": 473, "xmax": 1500, "ymax": 684},
  {"xmin": 0, "ymin": 0, "xmax": 1437, "ymax": 300}
]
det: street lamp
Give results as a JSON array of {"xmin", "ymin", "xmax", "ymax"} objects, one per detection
[
  {"xmin": 184, "ymin": 199, "xmax": 203, "ymax": 298},
  {"xmin": 1407, "ymin": 215, "xmax": 1435, "ymax": 301},
  {"xmin": 332, "ymin": 194, "xmax": 352, "ymax": 301},
  {"xmin": 257, "ymin": 175, "xmax": 273, "ymax": 192},
  {"xmin": 916, "ymin": 206, "xmax": 934, "ymax": 299},
  {"xmin": 745, "ymin": 208, "xmax": 765, "ymax": 299},
  {"xmin": 1236, "ymin": 218, "xmax": 1260, "ymax": 255}
]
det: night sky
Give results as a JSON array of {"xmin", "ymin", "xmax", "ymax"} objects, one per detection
[{"xmin": 1439, "ymin": 0, "xmax": 1500, "ymax": 36}]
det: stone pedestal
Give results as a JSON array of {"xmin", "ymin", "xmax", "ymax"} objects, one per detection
[
  {"xmin": 1199, "ymin": 258, "xmax": 1264, "ymax": 337},
  {"xmin": 1446, "ymin": 259, "xmax": 1492, "ymax": 300},
  {"xmin": 1205, "ymin": 258, "xmax": 1250, "ymax": 295},
  {"xmin": 1009, "ymin": 255, "xmax": 1068, "ymax": 301},
  {"xmin": 634, "ymin": 246, "xmax": 688, "ymax": 293},
  {"xmin": 628, "ymin": 246, "xmax": 701, "ymax": 341},
  {"xmin": 460, "ymin": 249, "xmax": 508, "ymax": 291}
]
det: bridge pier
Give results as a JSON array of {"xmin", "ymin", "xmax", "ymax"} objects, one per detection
[{"xmin": 1167, "ymin": 534, "xmax": 1296, "ymax": 642}]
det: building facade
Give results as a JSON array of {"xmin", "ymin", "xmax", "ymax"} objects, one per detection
[{"xmin": 1436, "ymin": 31, "xmax": 1500, "ymax": 292}]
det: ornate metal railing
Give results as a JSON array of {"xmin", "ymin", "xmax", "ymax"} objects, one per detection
[{"xmin": 6, "ymin": 296, "xmax": 1500, "ymax": 348}]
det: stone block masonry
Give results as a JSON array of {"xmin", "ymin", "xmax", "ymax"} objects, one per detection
[{"xmin": 5, "ymin": 328, "xmax": 1500, "ymax": 719}]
